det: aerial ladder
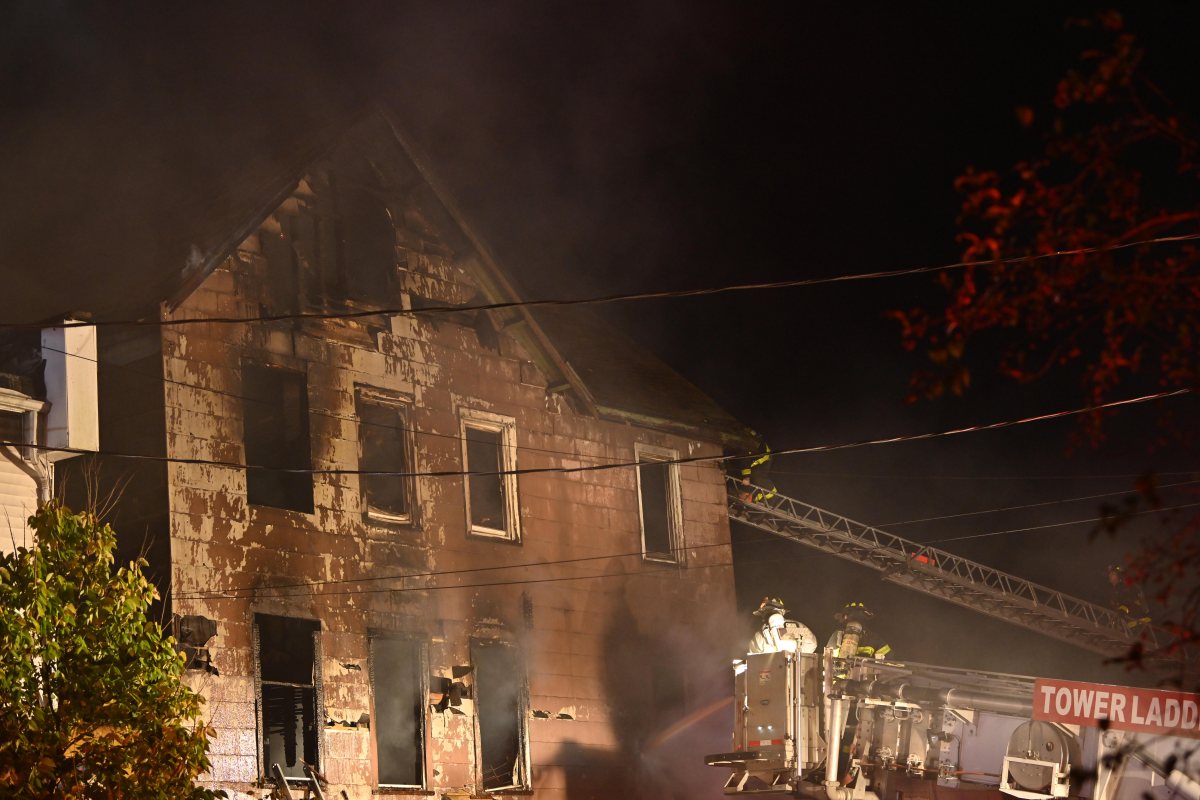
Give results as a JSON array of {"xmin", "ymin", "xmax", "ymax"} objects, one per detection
[
  {"xmin": 725, "ymin": 476, "xmax": 1173, "ymax": 663},
  {"xmin": 706, "ymin": 480, "xmax": 1199, "ymax": 800}
]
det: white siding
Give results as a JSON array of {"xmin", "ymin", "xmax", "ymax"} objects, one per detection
[{"xmin": 0, "ymin": 455, "xmax": 37, "ymax": 553}]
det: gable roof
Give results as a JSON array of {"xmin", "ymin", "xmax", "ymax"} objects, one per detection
[{"xmin": 3, "ymin": 106, "xmax": 756, "ymax": 448}]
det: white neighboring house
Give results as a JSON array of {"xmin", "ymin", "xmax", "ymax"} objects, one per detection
[
  {"xmin": 0, "ymin": 384, "xmax": 47, "ymax": 552},
  {"xmin": 0, "ymin": 322, "xmax": 98, "ymax": 553}
]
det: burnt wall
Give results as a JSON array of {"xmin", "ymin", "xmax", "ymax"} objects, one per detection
[{"xmin": 164, "ymin": 130, "xmax": 738, "ymax": 800}]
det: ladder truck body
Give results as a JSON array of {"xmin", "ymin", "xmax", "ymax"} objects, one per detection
[
  {"xmin": 706, "ymin": 651, "xmax": 1200, "ymax": 800},
  {"xmin": 709, "ymin": 482, "xmax": 1198, "ymax": 800}
]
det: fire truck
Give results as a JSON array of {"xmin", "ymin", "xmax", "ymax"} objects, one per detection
[{"xmin": 706, "ymin": 481, "xmax": 1200, "ymax": 800}]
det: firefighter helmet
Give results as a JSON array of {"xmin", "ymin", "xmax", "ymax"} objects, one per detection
[
  {"xmin": 835, "ymin": 601, "xmax": 874, "ymax": 623},
  {"xmin": 754, "ymin": 596, "xmax": 787, "ymax": 617}
]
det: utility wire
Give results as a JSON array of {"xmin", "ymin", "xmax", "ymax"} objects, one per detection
[
  {"xmin": 36, "ymin": 342, "xmax": 626, "ymax": 468},
  {"xmin": 176, "ymin": 495, "xmax": 1196, "ymax": 602},
  {"xmin": 922, "ymin": 501, "xmax": 1200, "ymax": 544},
  {"xmin": 7, "ymin": 231, "xmax": 1198, "ymax": 330},
  {"xmin": 37, "ymin": 338, "xmax": 1200, "ymax": 484},
  {"xmin": 770, "ymin": 468, "xmax": 1200, "ymax": 481},
  {"xmin": 175, "ymin": 557, "xmax": 740, "ymax": 601},
  {"xmin": 876, "ymin": 479, "xmax": 1200, "ymax": 527},
  {"xmin": 172, "ymin": 492, "xmax": 1200, "ymax": 602},
  {"xmin": 45, "ymin": 342, "xmax": 1198, "ymax": 485},
  {"xmin": 1, "ymin": 387, "xmax": 1190, "ymax": 479},
  {"xmin": 173, "ymin": 534, "xmax": 747, "ymax": 600}
]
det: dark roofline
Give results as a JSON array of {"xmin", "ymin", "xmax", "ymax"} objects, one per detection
[{"xmin": 155, "ymin": 105, "xmax": 755, "ymax": 448}]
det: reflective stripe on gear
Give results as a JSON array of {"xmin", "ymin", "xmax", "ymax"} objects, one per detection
[{"xmin": 748, "ymin": 450, "xmax": 771, "ymax": 470}]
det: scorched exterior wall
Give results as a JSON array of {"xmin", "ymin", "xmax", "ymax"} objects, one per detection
[{"xmin": 160, "ymin": 137, "xmax": 738, "ymax": 799}]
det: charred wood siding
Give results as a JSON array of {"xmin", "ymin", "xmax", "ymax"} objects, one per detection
[{"xmin": 160, "ymin": 126, "xmax": 737, "ymax": 799}]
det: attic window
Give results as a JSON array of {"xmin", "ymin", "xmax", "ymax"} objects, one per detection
[
  {"xmin": 460, "ymin": 409, "xmax": 519, "ymax": 541},
  {"xmin": 472, "ymin": 640, "xmax": 528, "ymax": 791},
  {"xmin": 243, "ymin": 364, "xmax": 313, "ymax": 513},
  {"xmin": 635, "ymin": 443, "xmax": 683, "ymax": 563},
  {"xmin": 336, "ymin": 172, "xmax": 396, "ymax": 304},
  {"xmin": 356, "ymin": 388, "xmax": 416, "ymax": 525},
  {"xmin": 256, "ymin": 615, "xmax": 321, "ymax": 781}
]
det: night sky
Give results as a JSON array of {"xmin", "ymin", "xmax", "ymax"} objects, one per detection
[{"xmin": 6, "ymin": 2, "xmax": 1200, "ymax": 682}]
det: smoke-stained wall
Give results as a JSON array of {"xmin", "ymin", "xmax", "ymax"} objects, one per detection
[{"xmin": 161, "ymin": 118, "xmax": 739, "ymax": 799}]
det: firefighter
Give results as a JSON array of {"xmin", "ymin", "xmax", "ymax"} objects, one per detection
[
  {"xmin": 748, "ymin": 596, "xmax": 817, "ymax": 655},
  {"xmin": 827, "ymin": 601, "xmax": 891, "ymax": 659},
  {"xmin": 736, "ymin": 445, "xmax": 776, "ymax": 503},
  {"xmin": 1108, "ymin": 565, "xmax": 1151, "ymax": 630}
]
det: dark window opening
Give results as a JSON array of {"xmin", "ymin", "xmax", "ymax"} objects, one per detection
[
  {"xmin": 260, "ymin": 222, "xmax": 301, "ymax": 317},
  {"xmin": 637, "ymin": 455, "xmax": 676, "ymax": 560},
  {"xmin": 465, "ymin": 425, "xmax": 505, "ymax": 533},
  {"xmin": 338, "ymin": 183, "xmax": 396, "ymax": 303},
  {"xmin": 243, "ymin": 365, "xmax": 313, "ymax": 512},
  {"xmin": 473, "ymin": 641, "xmax": 526, "ymax": 791},
  {"xmin": 257, "ymin": 615, "xmax": 321, "ymax": 781},
  {"xmin": 0, "ymin": 410, "xmax": 24, "ymax": 442},
  {"xmin": 371, "ymin": 637, "xmax": 424, "ymax": 787},
  {"xmin": 357, "ymin": 391, "xmax": 413, "ymax": 522}
]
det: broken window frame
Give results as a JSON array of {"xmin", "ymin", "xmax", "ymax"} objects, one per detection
[
  {"xmin": 634, "ymin": 443, "xmax": 684, "ymax": 564},
  {"xmin": 471, "ymin": 639, "xmax": 530, "ymax": 793},
  {"xmin": 368, "ymin": 634, "xmax": 428, "ymax": 790},
  {"xmin": 332, "ymin": 168, "xmax": 399, "ymax": 306},
  {"xmin": 241, "ymin": 362, "xmax": 314, "ymax": 514},
  {"xmin": 253, "ymin": 614, "xmax": 324, "ymax": 784},
  {"xmin": 459, "ymin": 408, "xmax": 520, "ymax": 542},
  {"xmin": 355, "ymin": 386, "xmax": 418, "ymax": 527}
]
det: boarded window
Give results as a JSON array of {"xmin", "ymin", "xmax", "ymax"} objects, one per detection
[
  {"xmin": 256, "ymin": 615, "xmax": 321, "ymax": 781},
  {"xmin": 243, "ymin": 365, "xmax": 313, "ymax": 512},
  {"xmin": 357, "ymin": 390, "xmax": 414, "ymax": 523},
  {"xmin": 461, "ymin": 411, "xmax": 519, "ymax": 540},
  {"xmin": 371, "ymin": 637, "xmax": 424, "ymax": 788},
  {"xmin": 636, "ymin": 445, "xmax": 681, "ymax": 562},
  {"xmin": 473, "ymin": 641, "xmax": 526, "ymax": 791}
]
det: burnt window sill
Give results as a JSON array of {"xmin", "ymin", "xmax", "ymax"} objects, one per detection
[{"xmin": 365, "ymin": 510, "xmax": 421, "ymax": 531}]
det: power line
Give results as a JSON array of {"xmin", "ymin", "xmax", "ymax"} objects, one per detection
[
  {"xmin": 172, "ymin": 533, "xmax": 747, "ymax": 601},
  {"xmin": 175, "ymin": 498, "xmax": 1200, "ymax": 602},
  {"xmin": 36, "ymin": 342, "xmax": 627, "ymax": 469},
  {"xmin": 2, "ymin": 387, "xmax": 1191, "ymax": 479},
  {"xmin": 175, "ymin": 557, "xmax": 740, "ymax": 601},
  {"xmin": 770, "ymin": 469, "xmax": 1200, "ymax": 481},
  {"xmin": 921, "ymin": 501, "xmax": 1200, "ymax": 544},
  {"xmin": 876, "ymin": 479, "xmax": 1200, "ymax": 527},
  {"xmin": 9, "ymin": 231, "xmax": 1199, "ymax": 330},
  {"xmin": 172, "ymin": 485, "xmax": 1200, "ymax": 602},
  {"xmin": 40, "ymin": 332, "xmax": 1200, "ymax": 484}
]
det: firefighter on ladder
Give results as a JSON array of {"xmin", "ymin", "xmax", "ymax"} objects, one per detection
[
  {"xmin": 747, "ymin": 597, "xmax": 817, "ymax": 655},
  {"xmin": 738, "ymin": 445, "xmax": 777, "ymax": 503},
  {"xmin": 1108, "ymin": 565, "xmax": 1152, "ymax": 630}
]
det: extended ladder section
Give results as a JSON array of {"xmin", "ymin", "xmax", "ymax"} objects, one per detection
[{"xmin": 726, "ymin": 476, "xmax": 1170, "ymax": 663}]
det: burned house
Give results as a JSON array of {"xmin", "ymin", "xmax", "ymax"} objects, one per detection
[{"xmin": 6, "ymin": 110, "xmax": 753, "ymax": 798}]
